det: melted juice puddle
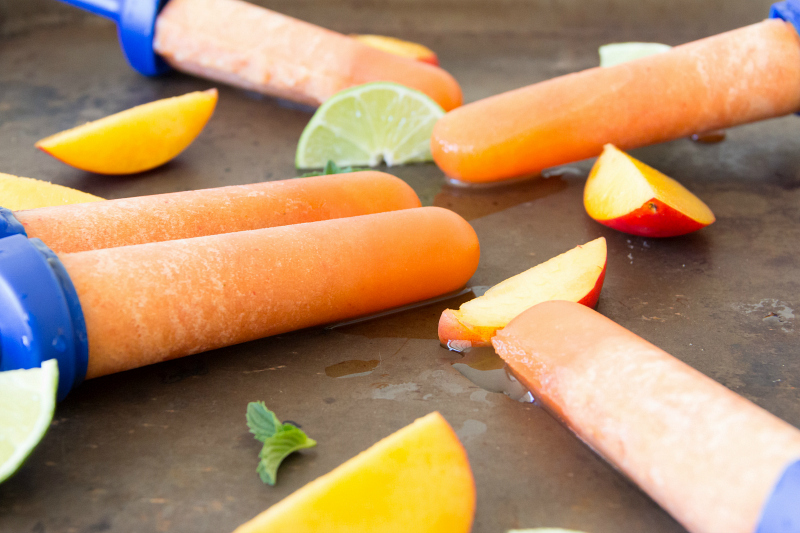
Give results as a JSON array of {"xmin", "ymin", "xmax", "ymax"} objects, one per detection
[
  {"xmin": 325, "ymin": 359, "xmax": 380, "ymax": 378},
  {"xmin": 449, "ymin": 346, "xmax": 534, "ymax": 403}
]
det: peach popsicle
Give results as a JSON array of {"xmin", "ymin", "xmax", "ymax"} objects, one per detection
[
  {"xmin": 60, "ymin": 207, "xmax": 479, "ymax": 379},
  {"xmin": 9, "ymin": 172, "xmax": 421, "ymax": 253},
  {"xmin": 432, "ymin": 18, "xmax": 800, "ymax": 183},
  {"xmin": 492, "ymin": 300, "xmax": 800, "ymax": 533},
  {"xmin": 151, "ymin": 0, "xmax": 462, "ymax": 110}
]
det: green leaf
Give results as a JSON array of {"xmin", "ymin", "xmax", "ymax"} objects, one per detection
[
  {"xmin": 246, "ymin": 401, "xmax": 281, "ymax": 442},
  {"xmin": 256, "ymin": 426, "xmax": 318, "ymax": 486},
  {"xmin": 299, "ymin": 160, "xmax": 369, "ymax": 177}
]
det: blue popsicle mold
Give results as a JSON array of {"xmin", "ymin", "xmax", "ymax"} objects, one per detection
[
  {"xmin": 771, "ymin": 0, "xmax": 800, "ymax": 34},
  {"xmin": 56, "ymin": 0, "xmax": 170, "ymax": 76},
  {"xmin": 0, "ymin": 207, "xmax": 27, "ymax": 239},
  {"xmin": 0, "ymin": 235, "xmax": 88, "ymax": 401},
  {"xmin": 756, "ymin": 459, "xmax": 800, "ymax": 533}
]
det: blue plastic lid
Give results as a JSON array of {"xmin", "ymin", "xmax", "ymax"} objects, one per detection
[
  {"xmin": 756, "ymin": 458, "xmax": 800, "ymax": 532},
  {"xmin": 0, "ymin": 207, "xmax": 27, "ymax": 240},
  {"xmin": 0, "ymin": 235, "xmax": 88, "ymax": 401},
  {"xmin": 55, "ymin": 0, "xmax": 170, "ymax": 76},
  {"xmin": 771, "ymin": 0, "xmax": 800, "ymax": 34}
]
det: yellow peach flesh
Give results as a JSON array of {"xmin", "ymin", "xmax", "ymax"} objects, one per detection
[
  {"xmin": 35, "ymin": 89, "xmax": 218, "ymax": 175},
  {"xmin": 0, "ymin": 173, "xmax": 103, "ymax": 210},
  {"xmin": 233, "ymin": 412, "xmax": 475, "ymax": 533},
  {"xmin": 453, "ymin": 237, "xmax": 607, "ymax": 330},
  {"xmin": 584, "ymin": 144, "xmax": 715, "ymax": 224}
]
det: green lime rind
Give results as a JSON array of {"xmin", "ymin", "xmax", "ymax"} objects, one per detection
[
  {"xmin": 296, "ymin": 82, "xmax": 445, "ymax": 169},
  {"xmin": 599, "ymin": 42, "xmax": 672, "ymax": 68},
  {"xmin": 0, "ymin": 359, "xmax": 58, "ymax": 484}
]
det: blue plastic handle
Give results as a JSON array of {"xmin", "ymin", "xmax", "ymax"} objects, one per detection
[
  {"xmin": 55, "ymin": 0, "xmax": 170, "ymax": 76},
  {"xmin": 756, "ymin": 459, "xmax": 800, "ymax": 533},
  {"xmin": 0, "ymin": 235, "xmax": 88, "ymax": 401}
]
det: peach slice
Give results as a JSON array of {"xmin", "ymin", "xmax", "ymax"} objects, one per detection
[
  {"xmin": 584, "ymin": 144, "xmax": 715, "ymax": 237},
  {"xmin": 0, "ymin": 172, "xmax": 103, "ymax": 210},
  {"xmin": 35, "ymin": 89, "xmax": 218, "ymax": 175},
  {"xmin": 233, "ymin": 412, "xmax": 475, "ymax": 533},
  {"xmin": 438, "ymin": 237, "xmax": 607, "ymax": 350},
  {"xmin": 351, "ymin": 34, "xmax": 440, "ymax": 66}
]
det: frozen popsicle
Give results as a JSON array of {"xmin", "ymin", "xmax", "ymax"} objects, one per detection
[
  {"xmin": 3, "ymin": 171, "xmax": 420, "ymax": 253},
  {"xmin": 492, "ymin": 300, "xmax": 800, "ymax": 533},
  {"xmin": 0, "ymin": 207, "xmax": 479, "ymax": 398},
  {"xmin": 432, "ymin": 5, "xmax": 800, "ymax": 183},
  {"xmin": 57, "ymin": 0, "xmax": 462, "ymax": 111}
]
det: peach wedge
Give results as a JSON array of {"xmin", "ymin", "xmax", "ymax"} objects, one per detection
[
  {"xmin": 233, "ymin": 412, "xmax": 475, "ymax": 533},
  {"xmin": 351, "ymin": 34, "xmax": 439, "ymax": 66},
  {"xmin": 438, "ymin": 237, "xmax": 607, "ymax": 350},
  {"xmin": 36, "ymin": 89, "xmax": 218, "ymax": 175},
  {"xmin": 584, "ymin": 144, "xmax": 715, "ymax": 237},
  {"xmin": 0, "ymin": 172, "xmax": 103, "ymax": 210}
]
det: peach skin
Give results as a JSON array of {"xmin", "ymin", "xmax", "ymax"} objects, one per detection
[
  {"xmin": 439, "ymin": 237, "xmax": 606, "ymax": 349},
  {"xmin": 584, "ymin": 145, "xmax": 715, "ymax": 237}
]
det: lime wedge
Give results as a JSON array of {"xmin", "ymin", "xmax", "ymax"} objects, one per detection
[
  {"xmin": 0, "ymin": 359, "xmax": 58, "ymax": 484},
  {"xmin": 295, "ymin": 82, "xmax": 445, "ymax": 169},
  {"xmin": 599, "ymin": 42, "xmax": 672, "ymax": 68}
]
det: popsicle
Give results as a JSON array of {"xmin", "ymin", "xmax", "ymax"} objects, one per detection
[
  {"xmin": 432, "ymin": 2, "xmax": 800, "ymax": 183},
  {"xmin": 56, "ymin": 0, "xmax": 462, "ymax": 111},
  {"xmin": 492, "ymin": 300, "xmax": 800, "ymax": 533},
  {"xmin": 0, "ymin": 207, "xmax": 479, "ymax": 399},
  {"xmin": 1, "ymin": 171, "xmax": 421, "ymax": 253}
]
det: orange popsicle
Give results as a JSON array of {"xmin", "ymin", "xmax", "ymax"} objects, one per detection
[
  {"xmin": 14, "ymin": 171, "xmax": 420, "ymax": 253},
  {"xmin": 152, "ymin": 0, "xmax": 462, "ymax": 111},
  {"xmin": 432, "ymin": 19, "xmax": 800, "ymax": 183},
  {"xmin": 492, "ymin": 301, "xmax": 800, "ymax": 533},
  {"xmin": 60, "ymin": 207, "xmax": 479, "ymax": 379}
]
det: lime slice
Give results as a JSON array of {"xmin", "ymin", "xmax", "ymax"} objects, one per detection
[
  {"xmin": 296, "ymin": 82, "xmax": 445, "ymax": 169},
  {"xmin": 0, "ymin": 359, "xmax": 59, "ymax": 484},
  {"xmin": 599, "ymin": 42, "xmax": 672, "ymax": 68}
]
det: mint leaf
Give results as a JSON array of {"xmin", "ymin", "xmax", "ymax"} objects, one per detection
[
  {"xmin": 257, "ymin": 426, "xmax": 317, "ymax": 486},
  {"xmin": 246, "ymin": 402, "xmax": 317, "ymax": 485},
  {"xmin": 299, "ymin": 160, "xmax": 368, "ymax": 177},
  {"xmin": 246, "ymin": 401, "xmax": 281, "ymax": 441}
]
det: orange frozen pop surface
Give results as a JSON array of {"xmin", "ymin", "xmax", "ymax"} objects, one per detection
[
  {"xmin": 492, "ymin": 301, "xmax": 800, "ymax": 533},
  {"xmin": 153, "ymin": 0, "xmax": 462, "ymax": 111},
  {"xmin": 15, "ymin": 171, "xmax": 420, "ymax": 253},
  {"xmin": 433, "ymin": 19, "xmax": 800, "ymax": 183},
  {"xmin": 60, "ymin": 207, "xmax": 479, "ymax": 379}
]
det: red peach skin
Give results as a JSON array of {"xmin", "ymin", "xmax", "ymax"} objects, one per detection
[{"xmin": 492, "ymin": 301, "xmax": 800, "ymax": 533}]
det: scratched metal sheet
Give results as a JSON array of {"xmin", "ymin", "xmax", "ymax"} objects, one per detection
[{"xmin": 0, "ymin": 1, "xmax": 798, "ymax": 532}]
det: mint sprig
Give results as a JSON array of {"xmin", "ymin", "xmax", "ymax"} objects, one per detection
[
  {"xmin": 246, "ymin": 402, "xmax": 317, "ymax": 486},
  {"xmin": 299, "ymin": 160, "xmax": 369, "ymax": 177}
]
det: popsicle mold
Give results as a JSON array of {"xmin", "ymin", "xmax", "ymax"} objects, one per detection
[
  {"xmin": 55, "ymin": 0, "xmax": 170, "ymax": 75},
  {"xmin": 771, "ymin": 0, "xmax": 800, "ymax": 34},
  {"xmin": 0, "ymin": 235, "xmax": 88, "ymax": 401},
  {"xmin": 757, "ymin": 459, "xmax": 800, "ymax": 532},
  {"xmin": 0, "ymin": 207, "xmax": 26, "ymax": 240}
]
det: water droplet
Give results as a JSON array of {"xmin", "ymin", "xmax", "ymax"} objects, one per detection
[{"xmin": 450, "ymin": 347, "xmax": 534, "ymax": 403}]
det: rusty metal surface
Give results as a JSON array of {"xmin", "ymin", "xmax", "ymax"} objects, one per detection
[{"xmin": 1, "ymin": 2, "xmax": 799, "ymax": 532}]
